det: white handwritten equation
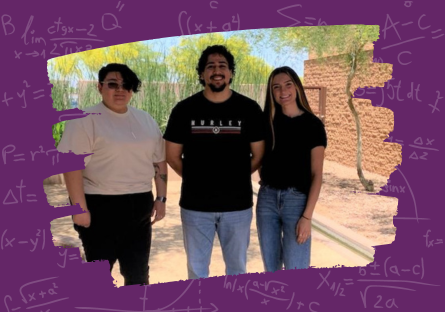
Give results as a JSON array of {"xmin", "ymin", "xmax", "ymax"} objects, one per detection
[
  {"xmin": 57, "ymin": 248, "xmax": 83, "ymax": 269},
  {"xmin": 178, "ymin": 1, "xmax": 240, "ymax": 36},
  {"xmin": 384, "ymin": 136, "xmax": 439, "ymax": 161},
  {"xmin": 3, "ymin": 144, "xmax": 61, "ymax": 167},
  {"xmin": 355, "ymin": 78, "xmax": 442, "ymax": 114},
  {"xmin": 2, "ymin": 180, "xmax": 37, "ymax": 206},
  {"xmin": 382, "ymin": 9, "xmax": 444, "ymax": 66},
  {"xmin": 4, "ymin": 276, "xmax": 68, "ymax": 312},
  {"xmin": 1, "ymin": 229, "xmax": 45, "ymax": 252},
  {"xmin": 317, "ymin": 257, "xmax": 440, "ymax": 309},
  {"xmin": 424, "ymin": 229, "xmax": 443, "ymax": 248},
  {"xmin": 223, "ymin": 275, "xmax": 320, "ymax": 311},
  {"xmin": 2, "ymin": 1, "xmax": 126, "ymax": 60},
  {"xmin": 277, "ymin": 4, "xmax": 327, "ymax": 27},
  {"xmin": 2, "ymin": 81, "xmax": 51, "ymax": 110}
]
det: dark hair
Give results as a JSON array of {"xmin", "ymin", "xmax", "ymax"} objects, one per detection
[
  {"xmin": 196, "ymin": 45, "xmax": 236, "ymax": 86},
  {"xmin": 98, "ymin": 63, "xmax": 141, "ymax": 93},
  {"xmin": 264, "ymin": 66, "xmax": 314, "ymax": 149}
]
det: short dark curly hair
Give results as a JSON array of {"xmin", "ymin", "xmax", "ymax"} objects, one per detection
[
  {"xmin": 98, "ymin": 63, "xmax": 141, "ymax": 93},
  {"xmin": 196, "ymin": 45, "xmax": 236, "ymax": 86}
]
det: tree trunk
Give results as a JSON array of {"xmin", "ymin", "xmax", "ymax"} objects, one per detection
[{"xmin": 345, "ymin": 51, "xmax": 374, "ymax": 192}]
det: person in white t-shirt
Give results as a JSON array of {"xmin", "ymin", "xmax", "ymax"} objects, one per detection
[{"xmin": 57, "ymin": 63, "xmax": 167, "ymax": 286}]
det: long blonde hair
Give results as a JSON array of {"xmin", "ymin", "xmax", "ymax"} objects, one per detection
[{"xmin": 264, "ymin": 66, "xmax": 314, "ymax": 150}]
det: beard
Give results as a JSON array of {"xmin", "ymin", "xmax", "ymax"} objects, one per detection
[
  {"xmin": 208, "ymin": 82, "xmax": 227, "ymax": 92},
  {"xmin": 206, "ymin": 74, "xmax": 229, "ymax": 92}
]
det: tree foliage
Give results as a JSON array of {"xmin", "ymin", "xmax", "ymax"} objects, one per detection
[
  {"xmin": 271, "ymin": 25, "xmax": 379, "ymax": 65},
  {"xmin": 64, "ymin": 42, "xmax": 168, "ymax": 81},
  {"xmin": 48, "ymin": 53, "xmax": 82, "ymax": 80}
]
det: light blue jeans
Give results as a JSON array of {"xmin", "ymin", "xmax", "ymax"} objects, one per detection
[
  {"xmin": 180, "ymin": 207, "xmax": 252, "ymax": 279},
  {"xmin": 256, "ymin": 185, "xmax": 311, "ymax": 272}
]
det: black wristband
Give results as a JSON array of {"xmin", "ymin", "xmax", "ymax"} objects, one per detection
[{"xmin": 155, "ymin": 196, "xmax": 167, "ymax": 203}]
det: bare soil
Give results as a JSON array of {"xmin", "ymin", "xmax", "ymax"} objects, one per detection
[{"xmin": 315, "ymin": 160, "xmax": 397, "ymax": 246}]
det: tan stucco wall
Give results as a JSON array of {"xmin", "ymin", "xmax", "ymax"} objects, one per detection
[{"xmin": 304, "ymin": 51, "xmax": 401, "ymax": 177}]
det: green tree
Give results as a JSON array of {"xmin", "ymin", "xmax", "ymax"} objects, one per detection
[
  {"xmin": 122, "ymin": 43, "xmax": 169, "ymax": 83},
  {"xmin": 267, "ymin": 26, "xmax": 382, "ymax": 191},
  {"xmin": 48, "ymin": 53, "xmax": 83, "ymax": 147},
  {"xmin": 48, "ymin": 53, "xmax": 82, "ymax": 81},
  {"xmin": 166, "ymin": 33, "xmax": 273, "ymax": 87},
  {"xmin": 76, "ymin": 42, "xmax": 167, "ymax": 81}
]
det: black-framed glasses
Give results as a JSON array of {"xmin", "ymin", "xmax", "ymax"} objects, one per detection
[{"xmin": 101, "ymin": 81, "xmax": 132, "ymax": 91}]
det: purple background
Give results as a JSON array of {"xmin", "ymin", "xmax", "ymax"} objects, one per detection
[{"xmin": 1, "ymin": 0, "xmax": 444, "ymax": 311}]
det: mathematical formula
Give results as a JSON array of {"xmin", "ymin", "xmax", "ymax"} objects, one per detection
[
  {"xmin": 4, "ymin": 276, "xmax": 68, "ymax": 312},
  {"xmin": 424, "ymin": 230, "xmax": 443, "ymax": 248},
  {"xmin": 1, "ymin": 229, "xmax": 45, "ymax": 252},
  {"xmin": 57, "ymin": 248, "xmax": 83, "ymax": 268},
  {"xmin": 317, "ymin": 257, "xmax": 440, "ymax": 309},
  {"xmin": 178, "ymin": 1, "xmax": 240, "ymax": 36},
  {"xmin": 277, "ymin": 4, "xmax": 327, "ymax": 27},
  {"xmin": 2, "ymin": 180, "xmax": 37, "ymax": 206},
  {"xmin": 2, "ymin": 81, "xmax": 51, "ymax": 109},
  {"xmin": 382, "ymin": 12, "xmax": 444, "ymax": 65},
  {"xmin": 356, "ymin": 79, "xmax": 442, "ymax": 114},
  {"xmin": 2, "ymin": 145, "xmax": 60, "ymax": 166},
  {"xmin": 385, "ymin": 136, "xmax": 439, "ymax": 162},
  {"xmin": 223, "ymin": 275, "xmax": 320, "ymax": 311},
  {"xmin": 2, "ymin": 1, "xmax": 125, "ymax": 60}
]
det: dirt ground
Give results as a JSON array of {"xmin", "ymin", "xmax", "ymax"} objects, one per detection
[
  {"xmin": 47, "ymin": 159, "xmax": 397, "ymax": 286},
  {"xmin": 315, "ymin": 160, "xmax": 398, "ymax": 246}
]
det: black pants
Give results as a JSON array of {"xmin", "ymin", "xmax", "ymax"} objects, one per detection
[{"xmin": 73, "ymin": 192, "xmax": 154, "ymax": 286}]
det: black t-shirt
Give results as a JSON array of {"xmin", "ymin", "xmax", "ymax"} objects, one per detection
[
  {"xmin": 163, "ymin": 91, "xmax": 265, "ymax": 212},
  {"xmin": 260, "ymin": 109, "xmax": 327, "ymax": 195}
]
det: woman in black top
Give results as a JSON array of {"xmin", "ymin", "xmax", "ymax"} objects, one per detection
[{"xmin": 256, "ymin": 66, "xmax": 327, "ymax": 272}]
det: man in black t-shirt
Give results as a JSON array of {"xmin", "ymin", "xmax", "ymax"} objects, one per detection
[{"xmin": 164, "ymin": 45, "xmax": 265, "ymax": 279}]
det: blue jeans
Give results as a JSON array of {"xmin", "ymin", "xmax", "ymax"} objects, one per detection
[
  {"xmin": 180, "ymin": 207, "xmax": 252, "ymax": 279},
  {"xmin": 256, "ymin": 185, "xmax": 311, "ymax": 272}
]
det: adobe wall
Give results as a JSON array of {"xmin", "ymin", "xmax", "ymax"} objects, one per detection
[{"xmin": 304, "ymin": 51, "xmax": 401, "ymax": 177}]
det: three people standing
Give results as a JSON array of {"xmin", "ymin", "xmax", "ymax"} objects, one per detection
[{"xmin": 58, "ymin": 46, "xmax": 326, "ymax": 284}]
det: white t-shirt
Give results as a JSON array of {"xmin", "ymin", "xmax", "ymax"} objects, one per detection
[{"xmin": 57, "ymin": 102, "xmax": 165, "ymax": 195}]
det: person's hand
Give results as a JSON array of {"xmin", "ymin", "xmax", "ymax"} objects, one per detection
[
  {"xmin": 295, "ymin": 216, "xmax": 311, "ymax": 244},
  {"xmin": 151, "ymin": 201, "xmax": 166, "ymax": 225},
  {"xmin": 73, "ymin": 211, "xmax": 91, "ymax": 228}
]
